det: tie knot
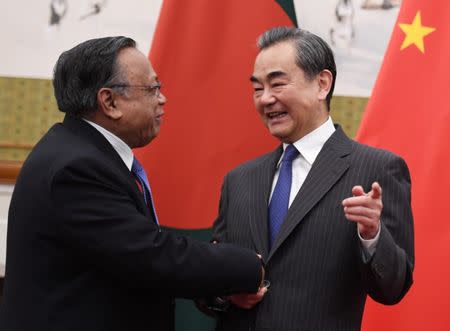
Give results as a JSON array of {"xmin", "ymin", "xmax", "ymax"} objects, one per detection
[{"xmin": 282, "ymin": 145, "xmax": 299, "ymax": 163}]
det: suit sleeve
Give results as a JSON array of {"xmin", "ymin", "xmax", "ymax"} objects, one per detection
[
  {"xmin": 360, "ymin": 155, "xmax": 414, "ymax": 304},
  {"xmin": 50, "ymin": 159, "xmax": 262, "ymax": 298}
]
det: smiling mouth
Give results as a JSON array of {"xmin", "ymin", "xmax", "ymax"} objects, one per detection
[{"xmin": 267, "ymin": 111, "xmax": 287, "ymax": 119}]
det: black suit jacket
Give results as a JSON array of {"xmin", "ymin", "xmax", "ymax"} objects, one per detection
[
  {"xmin": 212, "ymin": 126, "xmax": 414, "ymax": 331},
  {"xmin": 0, "ymin": 115, "xmax": 262, "ymax": 331}
]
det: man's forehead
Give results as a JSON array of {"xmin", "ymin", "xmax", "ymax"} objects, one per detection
[
  {"xmin": 253, "ymin": 43, "xmax": 296, "ymax": 72},
  {"xmin": 117, "ymin": 48, "xmax": 159, "ymax": 81},
  {"xmin": 140, "ymin": 71, "xmax": 159, "ymax": 83},
  {"xmin": 146, "ymin": 60, "xmax": 159, "ymax": 81},
  {"xmin": 257, "ymin": 41, "xmax": 295, "ymax": 59}
]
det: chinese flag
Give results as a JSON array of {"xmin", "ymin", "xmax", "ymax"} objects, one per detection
[
  {"xmin": 357, "ymin": 1, "xmax": 450, "ymax": 330},
  {"xmin": 135, "ymin": 1, "xmax": 295, "ymax": 329}
]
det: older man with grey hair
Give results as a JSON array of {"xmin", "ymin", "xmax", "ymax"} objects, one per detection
[{"xmin": 208, "ymin": 26, "xmax": 414, "ymax": 331}]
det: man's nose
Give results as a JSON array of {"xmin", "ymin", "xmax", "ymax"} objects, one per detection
[
  {"xmin": 158, "ymin": 92, "xmax": 167, "ymax": 104},
  {"xmin": 260, "ymin": 89, "xmax": 276, "ymax": 105}
]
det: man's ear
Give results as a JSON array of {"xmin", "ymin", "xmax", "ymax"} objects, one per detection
[
  {"xmin": 317, "ymin": 69, "xmax": 333, "ymax": 101},
  {"xmin": 97, "ymin": 88, "xmax": 123, "ymax": 120}
]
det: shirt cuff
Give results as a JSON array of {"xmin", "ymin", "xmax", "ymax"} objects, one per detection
[{"xmin": 358, "ymin": 221, "xmax": 381, "ymax": 258}]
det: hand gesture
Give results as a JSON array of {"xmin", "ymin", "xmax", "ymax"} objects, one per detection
[{"xmin": 342, "ymin": 182, "xmax": 382, "ymax": 239}]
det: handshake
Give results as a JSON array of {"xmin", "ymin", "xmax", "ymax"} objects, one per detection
[{"xmin": 197, "ymin": 252, "xmax": 269, "ymax": 315}]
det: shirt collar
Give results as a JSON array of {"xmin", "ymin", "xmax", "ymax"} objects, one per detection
[
  {"xmin": 83, "ymin": 119, "xmax": 134, "ymax": 171},
  {"xmin": 279, "ymin": 116, "xmax": 336, "ymax": 166}
]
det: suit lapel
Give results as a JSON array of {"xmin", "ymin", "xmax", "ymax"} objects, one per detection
[
  {"xmin": 248, "ymin": 146, "xmax": 283, "ymax": 260},
  {"xmin": 268, "ymin": 126, "xmax": 352, "ymax": 261},
  {"xmin": 62, "ymin": 115, "xmax": 151, "ymax": 218}
]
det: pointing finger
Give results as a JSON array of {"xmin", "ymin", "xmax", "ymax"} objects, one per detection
[
  {"xmin": 351, "ymin": 185, "xmax": 365, "ymax": 196},
  {"xmin": 369, "ymin": 182, "xmax": 382, "ymax": 199}
]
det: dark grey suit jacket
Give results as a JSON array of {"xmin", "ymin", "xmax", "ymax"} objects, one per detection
[
  {"xmin": 0, "ymin": 115, "xmax": 262, "ymax": 331},
  {"xmin": 212, "ymin": 126, "xmax": 414, "ymax": 331}
]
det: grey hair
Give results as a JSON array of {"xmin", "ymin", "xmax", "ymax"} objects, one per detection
[{"xmin": 257, "ymin": 27, "xmax": 336, "ymax": 110}]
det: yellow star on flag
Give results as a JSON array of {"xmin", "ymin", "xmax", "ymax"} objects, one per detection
[{"xmin": 399, "ymin": 11, "xmax": 436, "ymax": 53}]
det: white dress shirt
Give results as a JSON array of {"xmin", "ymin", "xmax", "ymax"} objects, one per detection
[
  {"xmin": 269, "ymin": 116, "xmax": 379, "ymax": 256},
  {"xmin": 83, "ymin": 119, "xmax": 134, "ymax": 171}
]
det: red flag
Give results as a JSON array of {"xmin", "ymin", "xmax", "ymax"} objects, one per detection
[
  {"xmin": 136, "ymin": 0, "xmax": 294, "ymax": 229},
  {"xmin": 357, "ymin": 1, "xmax": 450, "ymax": 330}
]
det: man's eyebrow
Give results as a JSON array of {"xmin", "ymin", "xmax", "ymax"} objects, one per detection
[
  {"xmin": 267, "ymin": 71, "xmax": 287, "ymax": 80},
  {"xmin": 250, "ymin": 71, "xmax": 288, "ymax": 83},
  {"xmin": 250, "ymin": 75, "xmax": 259, "ymax": 83},
  {"xmin": 148, "ymin": 73, "xmax": 159, "ymax": 82}
]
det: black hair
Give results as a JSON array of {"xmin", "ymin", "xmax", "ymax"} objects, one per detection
[{"xmin": 52, "ymin": 36, "xmax": 136, "ymax": 116}]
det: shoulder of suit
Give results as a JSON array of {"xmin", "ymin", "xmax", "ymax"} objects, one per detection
[
  {"xmin": 227, "ymin": 148, "xmax": 279, "ymax": 177},
  {"xmin": 331, "ymin": 125, "xmax": 401, "ymax": 161},
  {"xmin": 25, "ymin": 121, "xmax": 124, "ymax": 184},
  {"xmin": 350, "ymin": 139, "xmax": 405, "ymax": 164}
]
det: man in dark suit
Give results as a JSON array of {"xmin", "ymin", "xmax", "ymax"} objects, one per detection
[
  {"xmin": 0, "ymin": 36, "xmax": 265, "ymax": 331},
  {"xmin": 211, "ymin": 27, "xmax": 414, "ymax": 330}
]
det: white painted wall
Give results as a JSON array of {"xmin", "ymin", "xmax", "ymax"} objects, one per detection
[
  {"xmin": 0, "ymin": 0, "xmax": 163, "ymax": 79},
  {"xmin": 294, "ymin": 0, "xmax": 399, "ymax": 96}
]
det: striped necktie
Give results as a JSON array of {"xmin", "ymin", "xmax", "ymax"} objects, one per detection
[
  {"xmin": 131, "ymin": 157, "xmax": 159, "ymax": 225},
  {"xmin": 268, "ymin": 144, "xmax": 299, "ymax": 248}
]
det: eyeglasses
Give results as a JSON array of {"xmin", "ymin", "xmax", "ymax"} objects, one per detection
[{"xmin": 108, "ymin": 82, "xmax": 162, "ymax": 97}]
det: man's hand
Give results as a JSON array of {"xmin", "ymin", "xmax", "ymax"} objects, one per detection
[
  {"xmin": 210, "ymin": 245, "xmax": 268, "ymax": 309},
  {"xmin": 226, "ymin": 253, "xmax": 267, "ymax": 309},
  {"xmin": 226, "ymin": 286, "xmax": 268, "ymax": 309},
  {"xmin": 257, "ymin": 254, "xmax": 265, "ymax": 289},
  {"xmin": 342, "ymin": 182, "xmax": 382, "ymax": 239}
]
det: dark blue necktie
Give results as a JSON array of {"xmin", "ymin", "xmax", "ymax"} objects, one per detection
[
  {"xmin": 269, "ymin": 144, "xmax": 299, "ymax": 248},
  {"xmin": 131, "ymin": 157, "xmax": 159, "ymax": 225}
]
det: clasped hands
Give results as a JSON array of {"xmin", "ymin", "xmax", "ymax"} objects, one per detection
[{"xmin": 226, "ymin": 258, "xmax": 268, "ymax": 309}]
